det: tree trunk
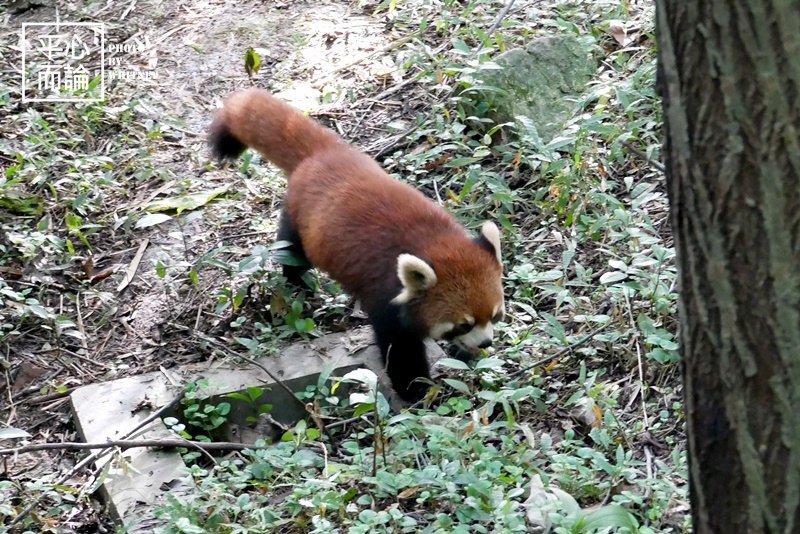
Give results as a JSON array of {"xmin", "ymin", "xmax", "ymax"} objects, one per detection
[{"xmin": 656, "ymin": 1, "xmax": 800, "ymax": 532}]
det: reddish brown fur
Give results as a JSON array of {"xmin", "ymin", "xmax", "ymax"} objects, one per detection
[
  {"xmin": 287, "ymin": 150, "xmax": 503, "ymax": 319},
  {"xmin": 209, "ymin": 89, "xmax": 342, "ymax": 174},
  {"xmin": 209, "ymin": 88, "xmax": 504, "ymax": 400}
]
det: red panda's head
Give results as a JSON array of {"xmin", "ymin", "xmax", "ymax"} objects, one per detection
[{"xmin": 392, "ymin": 222, "xmax": 505, "ymax": 353}]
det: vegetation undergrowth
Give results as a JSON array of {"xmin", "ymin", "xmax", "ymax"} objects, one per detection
[
  {"xmin": 154, "ymin": 1, "xmax": 687, "ymax": 533},
  {"xmin": 1, "ymin": 0, "xmax": 687, "ymax": 532}
]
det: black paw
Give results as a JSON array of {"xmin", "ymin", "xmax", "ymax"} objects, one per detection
[
  {"xmin": 395, "ymin": 379, "xmax": 430, "ymax": 403},
  {"xmin": 447, "ymin": 343, "xmax": 479, "ymax": 362}
]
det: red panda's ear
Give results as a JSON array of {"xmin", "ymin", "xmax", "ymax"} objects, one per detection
[
  {"xmin": 480, "ymin": 222, "xmax": 502, "ymax": 263},
  {"xmin": 392, "ymin": 254, "xmax": 437, "ymax": 304}
]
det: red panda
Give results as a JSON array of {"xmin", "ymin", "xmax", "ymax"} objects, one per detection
[{"xmin": 209, "ymin": 88, "xmax": 505, "ymax": 401}]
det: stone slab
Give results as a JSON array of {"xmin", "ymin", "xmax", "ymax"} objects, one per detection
[{"xmin": 70, "ymin": 327, "xmax": 444, "ymax": 532}]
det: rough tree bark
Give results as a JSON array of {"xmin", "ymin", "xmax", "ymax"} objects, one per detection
[{"xmin": 656, "ymin": 1, "xmax": 800, "ymax": 532}]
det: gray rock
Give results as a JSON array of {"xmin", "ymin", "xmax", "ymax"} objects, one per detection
[
  {"xmin": 70, "ymin": 327, "xmax": 445, "ymax": 531},
  {"xmin": 470, "ymin": 35, "xmax": 596, "ymax": 143}
]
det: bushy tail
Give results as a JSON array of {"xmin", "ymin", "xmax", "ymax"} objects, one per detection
[{"xmin": 208, "ymin": 88, "xmax": 341, "ymax": 174}]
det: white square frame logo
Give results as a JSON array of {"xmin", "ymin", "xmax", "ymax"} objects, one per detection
[{"xmin": 21, "ymin": 22, "xmax": 105, "ymax": 103}]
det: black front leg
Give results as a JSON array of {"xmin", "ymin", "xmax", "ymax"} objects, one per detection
[{"xmin": 369, "ymin": 305, "xmax": 431, "ymax": 402}]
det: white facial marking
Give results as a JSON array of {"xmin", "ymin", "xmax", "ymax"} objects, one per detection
[
  {"xmin": 456, "ymin": 322, "xmax": 493, "ymax": 349},
  {"xmin": 430, "ymin": 322, "xmax": 455, "ymax": 340}
]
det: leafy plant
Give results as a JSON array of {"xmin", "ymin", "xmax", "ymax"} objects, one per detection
[
  {"xmin": 164, "ymin": 380, "xmax": 232, "ymax": 445},
  {"xmin": 225, "ymin": 386, "xmax": 273, "ymax": 424}
]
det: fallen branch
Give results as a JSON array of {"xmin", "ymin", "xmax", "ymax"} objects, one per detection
[
  {"xmin": 192, "ymin": 332, "xmax": 307, "ymax": 411},
  {"xmin": 0, "ymin": 438, "xmax": 263, "ymax": 456},
  {"xmin": 474, "ymin": 0, "xmax": 518, "ymax": 55},
  {"xmin": 622, "ymin": 140, "xmax": 665, "ymax": 173},
  {"xmin": 15, "ymin": 387, "xmax": 77, "ymax": 405},
  {"xmin": 508, "ymin": 323, "xmax": 608, "ymax": 379},
  {"xmin": 6, "ymin": 392, "xmax": 184, "ymax": 528}
]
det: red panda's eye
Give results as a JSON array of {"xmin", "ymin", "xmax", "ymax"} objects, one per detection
[{"xmin": 451, "ymin": 323, "xmax": 473, "ymax": 336}]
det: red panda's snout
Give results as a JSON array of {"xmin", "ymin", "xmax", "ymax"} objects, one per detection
[
  {"xmin": 393, "ymin": 222, "xmax": 505, "ymax": 354},
  {"xmin": 428, "ymin": 306, "xmax": 504, "ymax": 355}
]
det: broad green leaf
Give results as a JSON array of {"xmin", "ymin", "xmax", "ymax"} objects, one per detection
[
  {"xmin": 582, "ymin": 504, "xmax": 639, "ymax": 531},
  {"xmin": 246, "ymin": 387, "xmax": 265, "ymax": 402},
  {"xmin": 436, "ymin": 358, "xmax": 470, "ymax": 370},
  {"xmin": 474, "ymin": 357, "xmax": 504, "ymax": 370},
  {"xmin": 225, "ymin": 392, "xmax": 250, "ymax": 402},
  {"xmin": 341, "ymin": 368, "xmax": 378, "ymax": 391},
  {"xmin": 599, "ymin": 271, "xmax": 627, "ymax": 284},
  {"xmin": 234, "ymin": 336, "xmax": 259, "ymax": 351},
  {"xmin": 174, "ymin": 517, "xmax": 206, "ymax": 533},
  {"xmin": 244, "ymin": 47, "xmax": 262, "ymax": 76},
  {"xmin": 26, "ymin": 303, "xmax": 52, "ymax": 319},
  {"xmin": 274, "ymin": 248, "xmax": 311, "ymax": 267},
  {"xmin": 353, "ymin": 402, "xmax": 375, "ymax": 418},
  {"xmin": 268, "ymin": 240, "xmax": 294, "ymax": 250},
  {"xmin": 135, "ymin": 213, "xmax": 172, "ymax": 229},
  {"xmin": 143, "ymin": 184, "xmax": 231, "ymax": 213},
  {"xmin": 608, "ymin": 259, "xmax": 627, "ymax": 271},
  {"xmin": 65, "ymin": 211, "xmax": 82, "ymax": 231},
  {"xmin": 442, "ymin": 378, "xmax": 471, "ymax": 394}
]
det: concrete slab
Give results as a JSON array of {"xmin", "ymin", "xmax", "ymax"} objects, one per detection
[{"xmin": 70, "ymin": 327, "xmax": 444, "ymax": 532}]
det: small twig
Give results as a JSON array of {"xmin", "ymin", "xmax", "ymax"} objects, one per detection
[
  {"xmin": 367, "ymin": 42, "xmax": 451, "ymax": 103},
  {"xmin": 74, "ymin": 291, "xmax": 88, "ymax": 349},
  {"xmin": 117, "ymin": 238, "xmax": 149, "ymax": 293},
  {"xmin": 346, "ymin": 101, "xmax": 376, "ymax": 138},
  {"xmin": 371, "ymin": 77, "xmax": 418, "ymax": 101},
  {"xmin": 53, "ymin": 346, "xmax": 112, "ymax": 370},
  {"xmin": 218, "ymin": 230, "xmax": 271, "ymax": 242},
  {"xmin": 325, "ymin": 413, "xmax": 368, "ymax": 430},
  {"xmin": 319, "ymin": 441, "xmax": 330, "ymax": 478},
  {"xmin": 0, "ymin": 438, "xmax": 262, "ymax": 456},
  {"xmin": 431, "ymin": 176, "xmax": 444, "ymax": 205},
  {"xmin": 371, "ymin": 125, "xmax": 421, "ymax": 158},
  {"xmin": 3, "ymin": 365, "xmax": 15, "ymax": 426},
  {"xmin": 119, "ymin": 0, "xmax": 136, "ymax": 20},
  {"xmin": 194, "ymin": 305, "xmax": 203, "ymax": 331},
  {"xmin": 194, "ymin": 332, "xmax": 307, "ymax": 411},
  {"xmin": 126, "ymin": 392, "xmax": 185, "ymax": 439},
  {"xmin": 474, "ymin": 0, "xmax": 518, "ymax": 55},
  {"xmin": 621, "ymin": 140, "xmax": 665, "ymax": 173},
  {"xmin": 508, "ymin": 323, "xmax": 608, "ymax": 379},
  {"xmin": 643, "ymin": 445, "xmax": 654, "ymax": 492},
  {"xmin": 624, "ymin": 292, "xmax": 650, "ymax": 429},
  {"xmin": 7, "ymin": 393, "xmax": 184, "ymax": 527}
]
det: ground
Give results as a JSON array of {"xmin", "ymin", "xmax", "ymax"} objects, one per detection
[{"xmin": 0, "ymin": 1, "xmax": 687, "ymax": 532}]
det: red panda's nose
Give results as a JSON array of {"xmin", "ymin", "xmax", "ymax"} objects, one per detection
[{"xmin": 478, "ymin": 339, "xmax": 492, "ymax": 349}]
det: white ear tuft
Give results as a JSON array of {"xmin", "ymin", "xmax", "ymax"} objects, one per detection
[
  {"xmin": 392, "ymin": 254, "xmax": 437, "ymax": 304},
  {"xmin": 480, "ymin": 221, "xmax": 502, "ymax": 262}
]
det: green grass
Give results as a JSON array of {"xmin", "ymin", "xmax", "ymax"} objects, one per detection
[{"xmin": 1, "ymin": 0, "xmax": 687, "ymax": 531}]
